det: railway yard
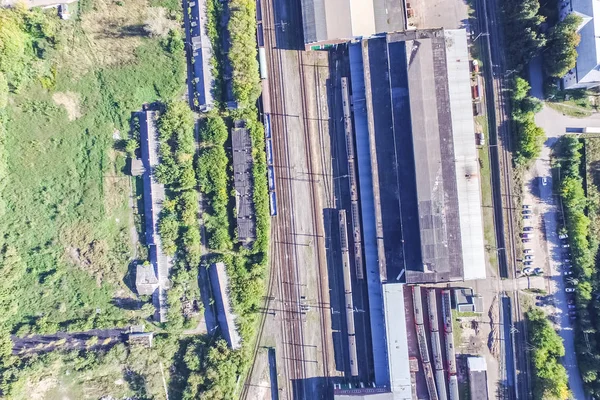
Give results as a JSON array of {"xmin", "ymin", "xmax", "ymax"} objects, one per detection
[{"xmin": 241, "ymin": 0, "xmax": 536, "ymax": 399}]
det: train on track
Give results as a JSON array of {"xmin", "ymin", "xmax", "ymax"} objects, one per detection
[
  {"xmin": 256, "ymin": 0, "xmax": 276, "ymax": 216},
  {"xmin": 413, "ymin": 286, "xmax": 439, "ymax": 400},
  {"xmin": 341, "ymin": 77, "xmax": 364, "ymax": 279},
  {"xmin": 339, "ymin": 210, "xmax": 359, "ymax": 377}
]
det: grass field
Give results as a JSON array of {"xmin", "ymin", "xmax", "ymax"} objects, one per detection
[
  {"xmin": 475, "ymin": 115, "xmax": 499, "ymax": 272},
  {"xmin": 0, "ymin": 1, "xmax": 185, "ymax": 335}
]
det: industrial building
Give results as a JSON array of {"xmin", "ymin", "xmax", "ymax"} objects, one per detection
[
  {"xmin": 209, "ymin": 262, "xmax": 242, "ymax": 349},
  {"xmin": 467, "ymin": 357, "xmax": 489, "ymax": 400},
  {"xmin": 561, "ymin": 0, "xmax": 600, "ymax": 88},
  {"xmin": 335, "ymin": 28, "xmax": 486, "ymax": 399},
  {"xmin": 231, "ymin": 120, "xmax": 256, "ymax": 244},
  {"xmin": 349, "ymin": 28, "xmax": 486, "ymax": 286},
  {"xmin": 300, "ymin": 0, "xmax": 406, "ymax": 49}
]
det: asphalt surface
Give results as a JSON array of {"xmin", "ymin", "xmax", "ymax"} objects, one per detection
[{"xmin": 529, "ymin": 107, "xmax": 590, "ymax": 399}]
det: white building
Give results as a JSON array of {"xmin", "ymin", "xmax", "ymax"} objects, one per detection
[{"xmin": 562, "ymin": 0, "xmax": 600, "ymax": 89}]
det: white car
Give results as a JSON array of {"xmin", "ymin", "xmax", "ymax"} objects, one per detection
[
  {"xmin": 522, "ymin": 267, "xmax": 533, "ymax": 275},
  {"xmin": 566, "ymin": 287, "xmax": 576, "ymax": 293},
  {"xmin": 559, "ymin": 233, "xmax": 568, "ymax": 239},
  {"xmin": 523, "ymin": 204, "xmax": 531, "ymax": 209},
  {"xmin": 542, "ymin": 177, "xmax": 548, "ymax": 186},
  {"xmin": 564, "ymin": 270, "xmax": 574, "ymax": 276},
  {"xmin": 524, "ymin": 249, "xmax": 532, "ymax": 254}
]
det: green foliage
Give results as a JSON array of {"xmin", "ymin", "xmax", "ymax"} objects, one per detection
[
  {"xmin": 511, "ymin": 77, "xmax": 546, "ymax": 165},
  {"xmin": 0, "ymin": 72, "xmax": 7, "ymax": 109},
  {"xmin": 227, "ymin": 0, "xmax": 261, "ymax": 107},
  {"xmin": 180, "ymin": 338, "xmax": 242, "ymax": 400},
  {"xmin": 0, "ymin": 21, "xmax": 185, "ymax": 335},
  {"xmin": 2, "ymin": 341, "xmax": 178, "ymax": 398},
  {"xmin": 528, "ymin": 309, "xmax": 571, "ymax": 399},
  {"xmin": 196, "ymin": 116, "xmax": 232, "ymax": 251},
  {"xmin": 544, "ymin": 14, "xmax": 582, "ymax": 77},
  {"xmin": 155, "ymin": 101, "xmax": 201, "ymax": 330},
  {"xmin": 502, "ymin": 0, "xmax": 546, "ymax": 70}
]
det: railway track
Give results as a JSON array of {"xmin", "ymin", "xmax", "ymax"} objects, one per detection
[
  {"xmin": 478, "ymin": 0, "xmax": 532, "ymax": 396},
  {"xmin": 297, "ymin": 49, "xmax": 332, "ymax": 390},
  {"xmin": 260, "ymin": 0, "xmax": 308, "ymax": 396}
]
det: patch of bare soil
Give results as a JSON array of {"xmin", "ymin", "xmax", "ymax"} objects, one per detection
[
  {"xmin": 52, "ymin": 92, "xmax": 81, "ymax": 120},
  {"xmin": 488, "ymin": 295, "xmax": 501, "ymax": 358},
  {"xmin": 26, "ymin": 376, "xmax": 58, "ymax": 400}
]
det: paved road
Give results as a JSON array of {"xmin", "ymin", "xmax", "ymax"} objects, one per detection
[
  {"xmin": 535, "ymin": 103, "xmax": 600, "ymax": 133},
  {"xmin": 528, "ymin": 105, "xmax": 589, "ymax": 399}
]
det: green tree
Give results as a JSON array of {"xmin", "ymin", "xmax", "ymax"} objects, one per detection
[{"xmin": 544, "ymin": 14, "xmax": 582, "ymax": 77}]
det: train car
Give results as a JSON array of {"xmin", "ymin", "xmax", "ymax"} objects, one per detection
[
  {"xmin": 428, "ymin": 289, "xmax": 439, "ymax": 332},
  {"xmin": 259, "ymin": 48, "xmax": 268, "ymax": 80},
  {"xmin": 339, "ymin": 210, "xmax": 358, "ymax": 377},
  {"xmin": 431, "ymin": 330, "xmax": 444, "ymax": 372},
  {"xmin": 435, "ymin": 369, "xmax": 448, "ymax": 400},
  {"xmin": 269, "ymin": 192, "xmax": 277, "ymax": 216},
  {"xmin": 267, "ymin": 166, "xmax": 276, "ymax": 192},
  {"xmin": 448, "ymin": 375, "xmax": 459, "ymax": 400},
  {"xmin": 441, "ymin": 290, "xmax": 452, "ymax": 332},
  {"xmin": 266, "ymin": 139, "xmax": 273, "ymax": 165},
  {"xmin": 264, "ymin": 114, "xmax": 271, "ymax": 139},
  {"xmin": 413, "ymin": 286, "xmax": 424, "ymax": 325}
]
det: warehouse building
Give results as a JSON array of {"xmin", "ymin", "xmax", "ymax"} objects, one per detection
[
  {"xmin": 209, "ymin": 262, "xmax": 242, "ymax": 349},
  {"xmin": 344, "ymin": 28, "xmax": 486, "ymax": 394},
  {"xmin": 350, "ymin": 28, "xmax": 486, "ymax": 287},
  {"xmin": 139, "ymin": 110, "xmax": 171, "ymax": 322},
  {"xmin": 561, "ymin": 0, "xmax": 600, "ymax": 88},
  {"xmin": 300, "ymin": 0, "xmax": 406, "ymax": 49},
  {"xmin": 231, "ymin": 120, "xmax": 256, "ymax": 244}
]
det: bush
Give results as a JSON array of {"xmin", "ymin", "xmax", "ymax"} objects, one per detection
[
  {"xmin": 511, "ymin": 77, "xmax": 546, "ymax": 165},
  {"xmin": 528, "ymin": 309, "xmax": 571, "ymax": 399},
  {"xmin": 196, "ymin": 116, "xmax": 232, "ymax": 251},
  {"xmin": 227, "ymin": 0, "xmax": 261, "ymax": 107}
]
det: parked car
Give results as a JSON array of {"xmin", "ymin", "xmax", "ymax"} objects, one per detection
[
  {"xmin": 523, "ymin": 204, "xmax": 531, "ymax": 209},
  {"xmin": 542, "ymin": 177, "xmax": 548, "ymax": 186},
  {"xmin": 523, "ymin": 267, "xmax": 533, "ymax": 275},
  {"xmin": 524, "ymin": 249, "xmax": 532, "ymax": 254},
  {"xmin": 523, "ymin": 226, "xmax": 534, "ymax": 232},
  {"xmin": 559, "ymin": 233, "xmax": 568, "ymax": 239},
  {"xmin": 563, "ymin": 244, "xmax": 570, "ymax": 248},
  {"xmin": 566, "ymin": 287, "xmax": 576, "ymax": 293},
  {"xmin": 534, "ymin": 267, "xmax": 543, "ymax": 275},
  {"xmin": 564, "ymin": 270, "xmax": 574, "ymax": 276},
  {"xmin": 523, "ymin": 215, "xmax": 532, "ymax": 220},
  {"xmin": 521, "ymin": 233, "xmax": 534, "ymax": 239},
  {"xmin": 568, "ymin": 304, "xmax": 577, "ymax": 309},
  {"xmin": 525, "ymin": 255, "xmax": 534, "ymax": 260},
  {"xmin": 523, "ymin": 238, "xmax": 531, "ymax": 243},
  {"xmin": 523, "ymin": 261, "xmax": 533, "ymax": 267},
  {"xmin": 522, "ymin": 209, "xmax": 533, "ymax": 215}
]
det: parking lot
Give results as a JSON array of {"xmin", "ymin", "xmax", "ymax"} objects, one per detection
[{"xmin": 520, "ymin": 133, "xmax": 586, "ymax": 399}]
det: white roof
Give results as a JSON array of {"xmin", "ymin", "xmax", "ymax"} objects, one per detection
[
  {"xmin": 444, "ymin": 29, "xmax": 486, "ymax": 281},
  {"xmin": 382, "ymin": 284, "xmax": 412, "ymax": 400},
  {"xmin": 467, "ymin": 356, "xmax": 487, "ymax": 372}
]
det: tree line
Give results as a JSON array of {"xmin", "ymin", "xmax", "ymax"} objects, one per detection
[{"xmin": 502, "ymin": 0, "xmax": 581, "ymax": 78}]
